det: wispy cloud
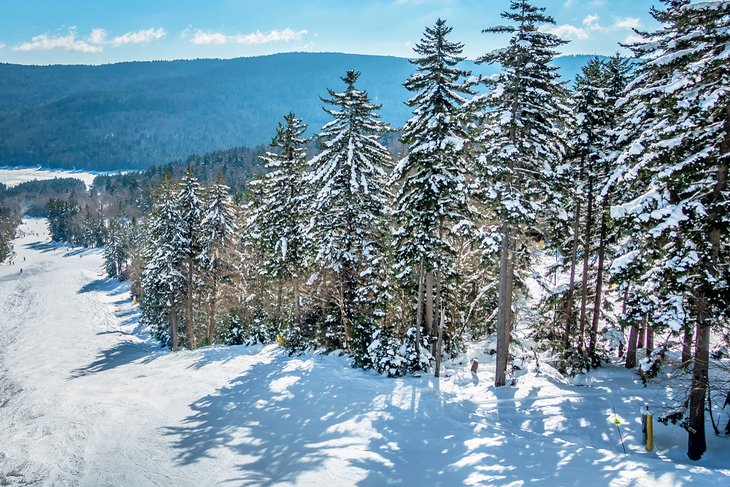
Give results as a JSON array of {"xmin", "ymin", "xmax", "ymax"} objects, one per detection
[
  {"xmin": 12, "ymin": 28, "xmax": 102, "ymax": 52},
  {"xmin": 191, "ymin": 28, "xmax": 307, "ymax": 45},
  {"xmin": 0, "ymin": 42, "xmax": 5, "ymax": 49},
  {"xmin": 622, "ymin": 34, "xmax": 644, "ymax": 45},
  {"xmin": 12, "ymin": 26, "xmax": 165, "ymax": 53},
  {"xmin": 111, "ymin": 28, "xmax": 166, "ymax": 46},
  {"xmin": 613, "ymin": 17, "xmax": 641, "ymax": 30},
  {"xmin": 542, "ymin": 14, "xmax": 641, "ymax": 42},
  {"xmin": 541, "ymin": 24, "xmax": 589, "ymax": 40}
]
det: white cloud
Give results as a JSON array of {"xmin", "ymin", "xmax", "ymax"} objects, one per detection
[
  {"xmin": 541, "ymin": 24, "xmax": 589, "ymax": 40},
  {"xmin": 12, "ymin": 28, "xmax": 102, "ymax": 53},
  {"xmin": 192, "ymin": 28, "xmax": 308, "ymax": 45},
  {"xmin": 582, "ymin": 14, "xmax": 606, "ymax": 31},
  {"xmin": 11, "ymin": 26, "xmax": 165, "ymax": 53},
  {"xmin": 88, "ymin": 28, "xmax": 108, "ymax": 45},
  {"xmin": 623, "ymin": 34, "xmax": 644, "ymax": 45},
  {"xmin": 111, "ymin": 28, "xmax": 165, "ymax": 46},
  {"xmin": 0, "ymin": 42, "xmax": 5, "ymax": 49},
  {"xmin": 613, "ymin": 17, "xmax": 642, "ymax": 30}
]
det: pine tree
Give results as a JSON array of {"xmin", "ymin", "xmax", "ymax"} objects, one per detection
[
  {"xmin": 142, "ymin": 181, "xmax": 185, "ymax": 350},
  {"xmin": 392, "ymin": 19, "xmax": 473, "ymax": 376},
  {"xmin": 172, "ymin": 168, "xmax": 206, "ymax": 349},
  {"xmin": 610, "ymin": 0, "xmax": 729, "ymax": 460},
  {"xmin": 104, "ymin": 218, "xmax": 129, "ymax": 278},
  {"xmin": 198, "ymin": 176, "xmax": 238, "ymax": 345},
  {"xmin": 250, "ymin": 113, "xmax": 310, "ymax": 328},
  {"xmin": 308, "ymin": 70, "xmax": 392, "ymax": 353},
  {"xmin": 475, "ymin": 0, "xmax": 568, "ymax": 386}
]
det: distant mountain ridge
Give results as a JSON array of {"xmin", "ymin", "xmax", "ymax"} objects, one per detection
[{"xmin": 0, "ymin": 52, "xmax": 602, "ymax": 170}]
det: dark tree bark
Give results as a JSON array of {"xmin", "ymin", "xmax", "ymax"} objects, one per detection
[
  {"xmin": 578, "ymin": 169, "xmax": 594, "ymax": 348},
  {"xmin": 589, "ymin": 200, "xmax": 608, "ymax": 355},
  {"xmin": 625, "ymin": 322, "xmax": 638, "ymax": 369},
  {"xmin": 495, "ymin": 225, "xmax": 514, "ymax": 387},
  {"xmin": 169, "ymin": 307, "xmax": 179, "ymax": 352},
  {"xmin": 681, "ymin": 326, "xmax": 693, "ymax": 366}
]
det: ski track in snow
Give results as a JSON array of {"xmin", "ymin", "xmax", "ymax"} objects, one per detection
[{"xmin": 1, "ymin": 219, "xmax": 729, "ymax": 486}]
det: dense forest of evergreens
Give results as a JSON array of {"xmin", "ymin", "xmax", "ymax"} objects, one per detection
[
  {"xmin": 5, "ymin": 0, "xmax": 727, "ymax": 462},
  {"xmin": 0, "ymin": 53, "xmax": 596, "ymax": 170}
]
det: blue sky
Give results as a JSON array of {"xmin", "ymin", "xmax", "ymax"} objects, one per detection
[{"xmin": 0, "ymin": 0, "xmax": 659, "ymax": 65}]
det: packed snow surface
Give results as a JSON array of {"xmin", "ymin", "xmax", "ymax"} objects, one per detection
[
  {"xmin": 0, "ymin": 167, "xmax": 110, "ymax": 189},
  {"xmin": 1, "ymin": 219, "xmax": 728, "ymax": 486}
]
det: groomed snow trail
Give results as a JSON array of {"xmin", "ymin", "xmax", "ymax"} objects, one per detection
[{"xmin": 1, "ymin": 219, "xmax": 728, "ymax": 486}]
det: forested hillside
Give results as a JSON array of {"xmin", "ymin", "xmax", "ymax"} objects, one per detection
[{"xmin": 0, "ymin": 53, "xmax": 594, "ymax": 170}]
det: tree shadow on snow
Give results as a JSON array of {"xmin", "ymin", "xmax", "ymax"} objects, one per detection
[
  {"xmin": 164, "ymin": 359, "xmax": 713, "ymax": 486},
  {"xmin": 77, "ymin": 276, "xmax": 128, "ymax": 296},
  {"xmin": 163, "ymin": 355, "xmax": 505, "ymax": 486}
]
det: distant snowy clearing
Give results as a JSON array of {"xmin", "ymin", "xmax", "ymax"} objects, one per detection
[
  {"xmin": 0, "ymin": 166, "xmax": 120, "ymax": 189},
  {"xmin": 0, "ymin": 219, "xmax": 728, "ymax": 486}
]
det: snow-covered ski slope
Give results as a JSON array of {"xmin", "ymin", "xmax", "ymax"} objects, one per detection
[
  {"xmin": 0, "ymin": 166, "xmax": 112, "ymax": 189},
  {"xmin": 1, "ymin": 219, "xmax": 728, "ymax": 486}
]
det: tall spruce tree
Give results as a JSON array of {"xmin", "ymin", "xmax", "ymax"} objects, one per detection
[
  {"xmin": 198, "ymin": 177, "xmax": 238, "ymax": 345},
  {"xmin": 142, "ymin": 182, "xmax": 185, "ymax": 350},
  {"xmin": 308, "ymin": 70, "xmax": 392, "ymax": 353},
  {"xmin": 475, "ymin": 0, "xmax": 568, "ymax": 386},
  {"xmin": 610, "ymin": 0, "xmax": 729, "ymax": 460},
  {"xmin": 251, "ymin": 113, "xmax": 310, "ymax": 327},
  {"xmin": 172, "ymin": 168, "xmax": 206, "ymax": 349},
  {"xmin": 392, "ymin": 19, "xmax": 473, "ymax": 376}
]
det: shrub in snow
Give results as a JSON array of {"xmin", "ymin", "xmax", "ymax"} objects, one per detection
[
  {"xmin": 280, "ymin": 308, "xmax": 320, "ymax": 353},
  {"xmin": 638, "ymin": 345, "xmax": 667, "ymax": 385},
  {"xmin": 367, "ymin": 327, "xmax": 432, "ymax": 377},
  {"xmin": 218, "ymin": 309, "xmax": 277, "ymax": 346}
]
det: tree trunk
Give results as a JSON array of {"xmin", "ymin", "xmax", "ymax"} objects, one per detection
[
  {"xmin": 681, "ymin": 326, "xmax": 693, "ymax": 365},
  {"xmin": 688, "ymin": 302, "xmax": 711, "ymax": 461},
  {"xmin": 425, "ymin": 271, "xmax": 434, "ymax": 338},
  {"xmin": 186, "ymin": 257, "xmax": 196, "ymax": 349},
  {"xmin": 276, "ymin": 279, "xmax": 283, "ymax": 325},
  {"xmin": 637, "ymin": 319, "xmax": 645, "ymax": 349},
  {"xmin": 564, "ymin": 180, "xmax": 583, "ymax": 348},
  {"xmin": 645, "ymin": 327, "xmax": 654, "ymax": 357},
  {"xmin": 170, "ymin": 307, "xmax": 179, "ymax": 351},
  {"xmin": 415, "ymin": 259, "xmax": 425, "ymax": 366},
  {"xmin": 625, "ymin": 322, "xmax": 638, "ymax": 369},
  {"xmin": 293, "ymin": 276, "xmax": 301, "ymax": 325},
  {"xmin": 578, "ymin": 172, "xmax": 594, "ymax": 349},
  {"xmin": 588, "ymin": 201, "xmax": 608, "ymax": 356},
  {"xmin": 435, "ymin": 303, "xmax": 445, "ymax": 378},
  {"xmin": 206, "ymin": 280, "xmax": 217, "ymax": 346},
  {"xmin": 495, "ymin": 225, "xmax": 514, "ymax": 387},
  {"xmin": 618, "ymin": 286, "xmax": 630, "ymax": 358}
]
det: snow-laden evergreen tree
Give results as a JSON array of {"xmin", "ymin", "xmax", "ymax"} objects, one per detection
[
  {"xmin": 250, "ymin": 113, "xmax": 310, "ymax": 328},
  {"xmin": 545, "ymin": 56, "xmax": 631, "ymax": 369},
  {"xmin": 141, "ymin": 181, "xmax": 185, "ymax": 350},
  {"xmin": 104, "ymin": 218, "xmax": 129, "ymax": 278},
  {"xmin": 392, "ymin": 19, "xmax": 473, "ymax": 376},
  {"xmin": 172, "ymin": 168, "xmax": 206, "ymax": 349},
  {"xmin": 609, "ymin": 0, "xmax": 729, "ymax": 460},
  {"xmin": 308, "ymin": 70, "xmax": 392, "ymax": 355},
  {"xmin": 0, "ymin": 204, "xmax": 20, "ymax": 263},
  {"xmin": 198, "ymin": 176, "xmax": 238, "ymax": 345},
  {"xmin": 474, "ymin": 0, "xmax": 568, "ymax": 386}
]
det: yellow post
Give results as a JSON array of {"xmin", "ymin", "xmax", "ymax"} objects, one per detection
[
  {"xmin": 646, "ymin": 413, "xmax": 653, "ymax": 452},
  {"xmin": 133, "ymin": 295, "xmax": 137, "ymax": 305}
]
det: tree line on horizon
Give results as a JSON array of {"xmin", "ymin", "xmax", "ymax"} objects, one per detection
[{"xmin": 17, "ymin": 0, "xmax": 728, "ymax": 461}]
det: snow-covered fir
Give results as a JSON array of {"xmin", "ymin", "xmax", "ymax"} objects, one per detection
[{"xmin": 1, "ymin": 0, "xmax": 729, "ymax": 484}]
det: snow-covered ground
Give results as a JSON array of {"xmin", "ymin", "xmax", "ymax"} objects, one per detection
[
  {"xmin": 0, "ymin": 167, "xmax": 114, "ymax": 189},
  {"xmin": 1, "ymin": 219, "xmax": 728, "ymax": 486}
]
